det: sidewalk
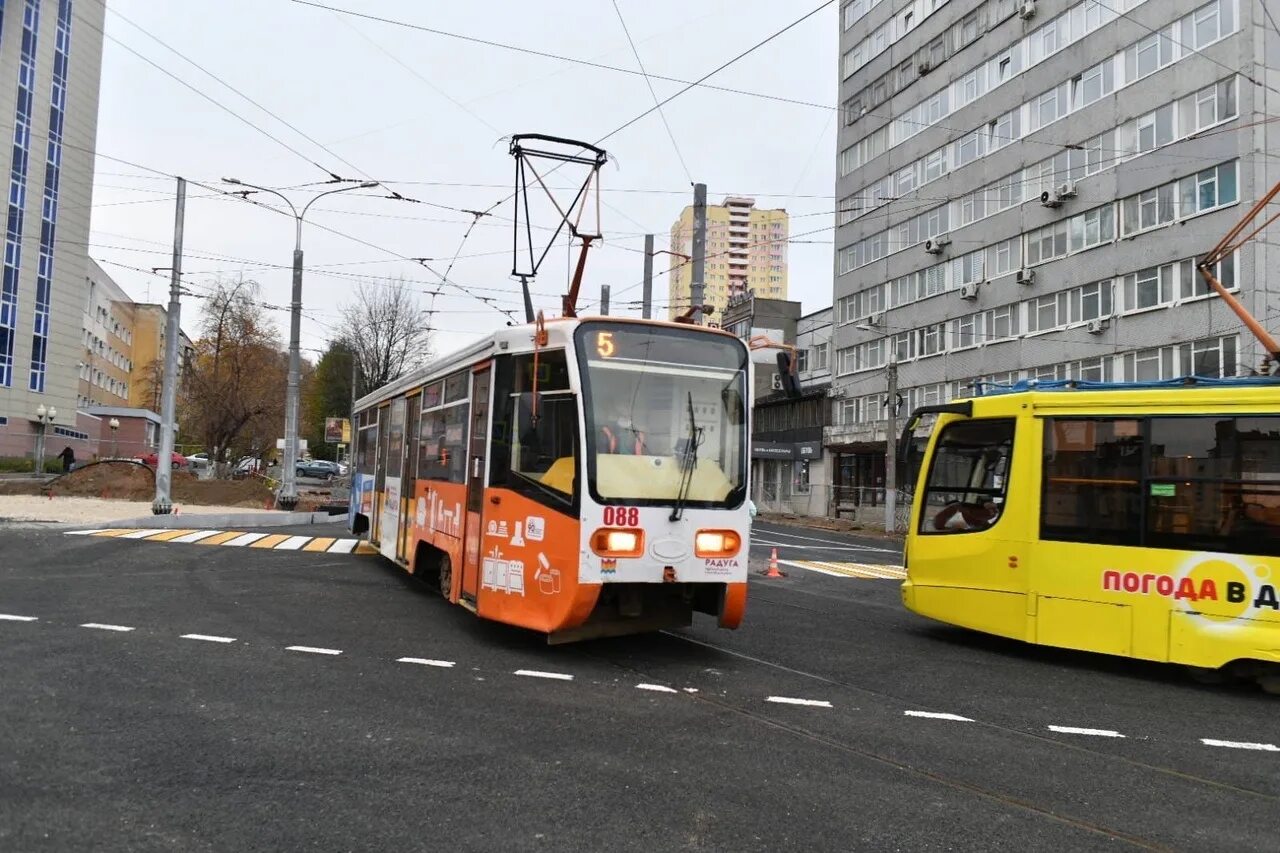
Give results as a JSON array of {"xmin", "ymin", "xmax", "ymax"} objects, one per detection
[{"xmin": 0, "ymin": 495, "xmax": 276, "ymax": 526}]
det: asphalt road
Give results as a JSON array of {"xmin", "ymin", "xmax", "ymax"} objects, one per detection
[{"xmin": 1, "ymin": 521, "xmax": 1276, "ymax": 851}]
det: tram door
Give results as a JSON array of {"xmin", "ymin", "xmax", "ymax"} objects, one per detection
[
  {"xmin": 397, "ymin": 393, "xmax": 421, "ymax": 563},
  {"xmin": 460, "ymin": 365, "xmax": 491, "ymax": 604}
]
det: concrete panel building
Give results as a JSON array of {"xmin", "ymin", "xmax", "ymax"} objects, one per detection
[
  {"xmin": 79, "ymin": 258, "xmax": 136, "ymax": 410},
  {"xmin": 668, "ymin": 196, "xmax": 788, "ymax": 321},
  {"xmin": 0, "ymin": 0, "xmax": 106, "ymax": 459},
  {"xmin": 831, "ymin": 0, "xmax": 1277, "ymax": 496}
]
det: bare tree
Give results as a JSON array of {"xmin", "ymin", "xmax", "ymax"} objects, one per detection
[
  {"xmin": 180, "ymin": 278, "xmax": 289, "ymax": 477},
  {"xmin": 339, "ymin": 278, "xmax": 433, "ymax": 392}
]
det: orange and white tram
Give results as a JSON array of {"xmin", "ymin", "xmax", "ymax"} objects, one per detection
[{"xmin": 348, "ymin": 316, "xmax": 753, "ymax": 642}]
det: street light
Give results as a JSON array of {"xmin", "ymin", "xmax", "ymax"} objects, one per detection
[
  {"xmin": 33, "ymin": 404, "xmax": 56, "ymax": 474},
  {"xmin": 222, "ymin": 177, "xmax": 378, "ymax": 510},
  {"xmin": 855, "ymin": 322, "xmax": 899, "ymax": 534},
  {"xmin": 108, "ymin": 417, "xmax": 120, "ymax": 459}
]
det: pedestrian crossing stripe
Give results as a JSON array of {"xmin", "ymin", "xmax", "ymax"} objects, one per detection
[
  {"xmin": 64, "ymin": 528, "xmax": 379, "ymax": 555},
  {"xmin": 779, "ymin": 559, "xmax": 906, "ymax": 580}
]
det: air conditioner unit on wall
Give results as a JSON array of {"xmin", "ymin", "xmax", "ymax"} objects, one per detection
[
  {"xmin": 917, "ymin": 57, "xmax": 933, "ymax": 74},
  {"xmin": 1039, "ymin": 190, "xmax": 1062, "ymax": 208},
  {"xmin": 1016, "ymin": 268, "xmax": 1036, "ymax": 285},
  {"xmin": 959, "ymin": 283, "xmax": 980, "ymax": 300},
  {"xmin": 1056, "ymin": 180, "xmax": 1077, "ymax": 199},
  {"xmin": 771, "ymin": 373, "xmax": 784, "ymax": 391},
  {"xmin": 868, "ymin": 311, "xmax": 885, "ymax": 326},
  {"xmin": 1019, "ymin": 0, "xmax": 1037, "ymax": 20},
  {"xmin": 924, "ymin": 234, "xmax": 951, "ymax": 254},
  {"xmin": 1087, "ymin": 317, "xmax": 1109, "ymax": 335}
]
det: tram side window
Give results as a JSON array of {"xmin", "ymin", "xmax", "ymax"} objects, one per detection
[
  {"xmin": 417, "ymin": 377, "xmax": 469, "ymax": 485},
  {"xmin": 1041, "ymin": 419, "xmax": 1143, "ymax": 546},
  {"xmin": 1147, "ymin": 416, "xmax": 1280, "ymax": 556},
  {"xmin": 489, "ymin": 351, "xmax": 576, "ymax": 509},
  {"xmin": 919, "ymin": 419, "xmax": 1014, "ymax": 534}
]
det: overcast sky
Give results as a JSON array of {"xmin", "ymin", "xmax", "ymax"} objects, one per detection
[{"xmin": 89, "ymin": 0, "xmax": 838, "ymax": 357}]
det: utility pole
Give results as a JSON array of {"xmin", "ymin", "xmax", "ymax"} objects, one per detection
[
  {"xmin": 519, "ymin": 275, "xmax": 534, "ymax": 324},
  {"xmin": 600, "ymin": 284, "xmax": 610, "ymax": 316},
  {"xmin": 884, "ymin": 357, "xmax": 898, "ymax": 534},
  {"xmin": 690, "ymin": 183, "xmax": 707, "ymax": 324},
  {"xmin": 642, "ymin": 234, "xmax": 654, "ymax": 319},
  {"xmin": 152, "ymin": 177, "xmax": 186, "ymax": 515}
]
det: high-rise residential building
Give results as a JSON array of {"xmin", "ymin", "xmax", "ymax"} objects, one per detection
[
  {"xmin": 667, "ymin": 196, "xmax": 788, "ymax": 322},
  {"xmin": 0, "ymin": 0, "xmax": 106, "ymax": 458},
  {"xmin": 830, "ymin": 0, "xmax": 1274, "ymax": 499}
]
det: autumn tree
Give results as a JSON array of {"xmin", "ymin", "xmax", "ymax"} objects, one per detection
[
  {"xmin": 339, "ymin": 278, "xmax": 433, "ymax": 391},
  {"xmin": 180, "ymin": 278, "xmax": 288, "ymax": 477},
  {"xmin": 302, "ymin": 339, "xmax": 354, "ymax": 462}
]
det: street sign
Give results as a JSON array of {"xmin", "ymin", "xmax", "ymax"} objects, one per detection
[{"xmin": 325, "ymin": 417, "xmax": 351, "ymax": 444}]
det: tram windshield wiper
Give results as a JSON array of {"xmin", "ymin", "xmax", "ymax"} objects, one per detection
[{"xmin": 669, "ymin": 392, "xmax": 702, "ymax": 522}]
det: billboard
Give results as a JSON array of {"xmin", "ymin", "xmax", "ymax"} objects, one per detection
[{"xmin": 324, "ymin": 418, "xmax": 351, "ymax": 444}]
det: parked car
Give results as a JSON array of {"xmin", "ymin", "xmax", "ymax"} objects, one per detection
[
  {"xmin": 188, "ymin": 452, "xmax": 209, "ymax": 470},
  {"xmin": 231, "ymin": 457, "xmax": 264, "ymax": 479},
  {"xmin": 139, "ymin": 450, "xmax": 187, "ymax": 469},
  {"xmin": 295, "ymin": 459, "xmax": 342, "ymax": 481}
]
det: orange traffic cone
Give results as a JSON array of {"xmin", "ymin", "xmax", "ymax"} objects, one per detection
[{"xmin": 764, "ymin": 547, "xmax": 783, "ymax": 578}]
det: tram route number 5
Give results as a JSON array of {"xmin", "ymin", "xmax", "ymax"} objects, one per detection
[
  {"xmin": 596, "ymin": 332, "xmax": 616, "ymax": 358},
  {"xmin": 603, "ymin": 506, "xmax": 640, "ymax": 526}
]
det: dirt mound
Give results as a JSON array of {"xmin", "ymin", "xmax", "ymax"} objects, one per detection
[{"xmin": 41, "ymin": 461, "xmax": 273, "ymax": 508}]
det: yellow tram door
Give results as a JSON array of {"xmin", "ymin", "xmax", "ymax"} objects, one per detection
[
  {"xmin": 459, "ymin": 364, "xmax": 491, "ymax": 606},
  {"xmin": 908, "ymin": 415, "xmax": 1030, "ymax": 641}
]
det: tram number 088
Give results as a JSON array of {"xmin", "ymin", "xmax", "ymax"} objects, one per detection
[{"xmin": 603, "ymin": 506, "xmax": 640, "ymax": 526}]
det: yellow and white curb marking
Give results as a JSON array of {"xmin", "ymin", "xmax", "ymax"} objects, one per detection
[
  {"xmin": 779, "ymin": 559, "xmax": 906, "ymax": 580},
  {"xmin": 64, "ymin": 528, "xmax": 379, "ymax": 555}
]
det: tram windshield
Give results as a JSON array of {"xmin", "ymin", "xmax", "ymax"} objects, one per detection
[{"xmin": 575, "ymin": 322, "xmax": 749, "ymax": 509}]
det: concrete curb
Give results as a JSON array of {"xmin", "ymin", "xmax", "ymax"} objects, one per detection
[{"xmin": 106, "ymin": 510, "xmax": 349, "ymax": 529}]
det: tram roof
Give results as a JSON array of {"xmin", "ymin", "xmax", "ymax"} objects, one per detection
[{"xmin": 972, "ymin": 376, "xmax": 1280, "ymax": 396}]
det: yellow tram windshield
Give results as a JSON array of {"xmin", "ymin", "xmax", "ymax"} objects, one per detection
[{"xmin": 900, "ymin": 377, "xmax": 1280, "ymax": 681}]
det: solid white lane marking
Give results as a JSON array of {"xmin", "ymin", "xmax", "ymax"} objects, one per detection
[
  {"xmin": 275, "ymin": 535, "xmax": 311, "ymax": 551},
  {"xmin": 80, "ymin": 623, "xmax": 135, "ymax": 632},
  {"xmin": 328, "ymin": 539, "xmax": 358, "ymax": 554},
  {"xmin": 286, "ymin": 645, "xmax": 342, "ymax": 655},
  {"xmin": 1202, "ymin": 738, "xmax": 1280, "ymax": 752},
  {"xmin": 181, "ymin": 634, "xmax": 236, "ymax": 643},
  {"xmin": 171, "ymin": 530, "xmax": 223, "ymax": 544},
  {"xmin": 766, "ymin": 696, "xmax": 833, "ymax": 708},
  {"xmin": 636, "ymin": 683, "xmax": 678, "ymax": 693},
  {"xmin": 904, "ymin": 710, "xmax": 973, "ymax": 722},
  {"xmin": 120, "ymin": 529, "xmax": 162, "ymax": 539},
  {"xmin": 225, "ymin": 532, "xmax": 268, "ymax": 547},
  {"xmin": 514, "ymin": 669, "xmax": 574, "ymax": 681},
  {"xmin": 398, "ymin": 657, "xmax": 456, "ymax": 668},
  {"xmin": 0, "ymin": 614, "xmax": 38, "ymax": 622},
  {"xmin": 1048, "ymin": 725, "xmax": 1124, "ymax": 738}
]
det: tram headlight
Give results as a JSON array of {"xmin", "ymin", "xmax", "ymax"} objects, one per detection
[
  {"xmin": 591, "ymin": 528, "xmax": 644, "ymax": 558},
  {"xmin": 695, "ymin": 530, "xmax": 741, "ymax": 558}
]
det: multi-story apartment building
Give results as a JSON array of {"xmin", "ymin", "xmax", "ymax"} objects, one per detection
[
  {"xmin": 79, "ymin": 259, "xmax": 136, "ymax": 410},
  {"xmin": 668, "ymin": 196, "xmax": 788, "ymax": 321},
  {"xmin": 831, "ymin": 0, "xmax": 1276, "ymax": 500},
  {"xmin": 0, "ymin": 0, "xmax": 106, "ymax": 458},
  {"xmin": 128, "ymin": 303, "xmax": 194, "ymax": 412}
]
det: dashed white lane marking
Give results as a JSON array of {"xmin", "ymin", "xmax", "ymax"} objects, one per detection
[
  {"xmin": 225, "ymin": 532, "xmax": 268, "ymax": 547},
  {"xmin": 682, "ymin": 687, "xmax": 699, "ymax": 693},
  {"xmin": 636, "ymin": 683, "xmax": 678, "ymax": 693},
  {"xmin": 328, "ymin": 538, "xmax": 358, "ymax": 554},
  {"xmin": 1049, "ymin": 725, "xmax": 1124, "ymax": 738},
  {"xmin": 274, "ymin": 535, "xmax": 312, "ymax": 551},
  {"xmin": 120, "ymin": 529, "xmax": 161, "ymax": 540},
  {"xmin": 0, "ymin": 614, "xmax": 38, "ymax": 622},
  {"xmin": 514, "ymin": 669, "xmax": 574, "ymax": 681},
  {"xmin": 171, "ymin": 530, "xmax": 222, "ymax": 544},
  {"xmin": 1202, "ymin": 738, "xmax": 1280, "ymax": 752},
  {"xmin": 181, "ymin": 634, "xmax": 236, "ymax": 643},
  {"xmin": 80, "ymin": 623, "xmax": 135, "ymax": 632},
  {"xmin": 398, "ymin": 657, "xmax": 456, "ymax": 668},
  {"xmin": 766, "ymin": 696, "xmax": 833, "ymax": 708},
  {"xmin": 904, "ymin": 710, "xmax": 973, "ymax": 722},
  {"xmin": 286, "ymin": 645, "xmax": 342, "ymax": 655}
]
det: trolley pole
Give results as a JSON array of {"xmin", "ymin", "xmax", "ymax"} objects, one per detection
[
  {"xmin": 152, "ymin": 177, "xmax": 186, "ymax": 515},
  {"xmin": 884, "ymin": 358, "xmax": 898, "ymax": 534},
  {"xmin": 691, "ymin": 183, "xmax": 707, "ymax": 325},
  {"xmin": 600, "ymin": 284, "xmax": 610, "ymax": 316},
  {"xmin": 642, "ymin": 234, "xmax": 654, "ymax": 319}
]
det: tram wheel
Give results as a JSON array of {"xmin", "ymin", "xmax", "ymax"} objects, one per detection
[
  {"xmin": 1258, "ymin": 674, "xmax": 1280, "ymax": 696},
  {"xmin": 438, "ymin": 554, "xmax": 453, "ymax": 600},
  {"xmin": 1186, "ymin": 666, "xmax": 1228, "ymax": 685}
]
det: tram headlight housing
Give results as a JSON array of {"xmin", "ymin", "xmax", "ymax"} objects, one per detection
[
  {"xmin": 695, "ymin": 529, "xmax": 741, "ymax": 558},
  {"xmin": 591, "ymin": 528, "xmax": 644, "ymax": 558}
]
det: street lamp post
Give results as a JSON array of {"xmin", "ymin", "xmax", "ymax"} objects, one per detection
[
  {"xmin": 109, "ymin": 417, "xmax": 120, "ymax": 459},
  {"xmin": 222, "ymin": 178, "xmax": 377, "ymax": 510},
  {"xmin": 33, "ymin": 404, "xmax": 56, "ymax": 473}
]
